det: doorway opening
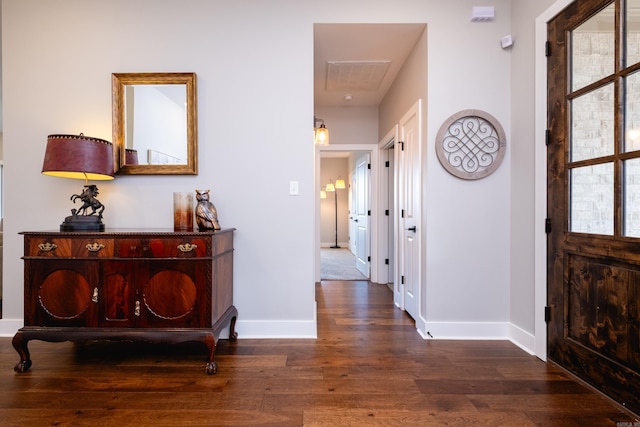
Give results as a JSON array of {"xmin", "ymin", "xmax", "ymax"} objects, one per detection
[
  {"xmin": 313, "ymin": 22, "xmax": 425, "ymax": 298},
  {"xmin": 319, "ymin": 150, "xmax": 372, "ymax": 281}
]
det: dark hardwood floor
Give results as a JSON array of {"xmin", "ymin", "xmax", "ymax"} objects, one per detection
[{"xmin": 0, "ymin": 281, "xmax": 637, "ymax": 426}]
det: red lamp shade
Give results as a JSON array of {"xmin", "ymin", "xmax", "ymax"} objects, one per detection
[
  {"xmin": 42, "ymin": 134, "xmax": 114, "ymax": 180},
  {"xmin": 125, "ymin": 148, "xmax": 139, "ymax": 165}
]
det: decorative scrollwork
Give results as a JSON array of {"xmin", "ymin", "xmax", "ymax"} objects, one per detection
[
  {"xmin": 38, "ymin": 242, "xmax": 57, "ymax": 252},
  {"xmin": 178, "ymin": 243, "xmax": 197, "ymax": 253},
  {"xmin": 86, "ymin": 242, "xmax": 105, "ymax": 252},
  {"xmin": 436, "ymin": 109, "xmax": 506, "ymax": 180}
]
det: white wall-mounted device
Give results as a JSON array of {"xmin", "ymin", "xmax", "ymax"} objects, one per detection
[
  {"xmin": 471, "ymin": 6, "xmax": 495, "ymax": 22},
  {"xmin": 501, "ymin": 35, "xmax": 513, "ymax": 49}
]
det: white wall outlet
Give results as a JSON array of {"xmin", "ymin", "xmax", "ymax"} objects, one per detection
[{"xmin": 289, "ymin": 181, "xmax": 299, "ymax": 196}]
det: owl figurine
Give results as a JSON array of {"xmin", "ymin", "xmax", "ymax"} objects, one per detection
[{"xmin": 195, "ymin": 189, "xmax": 221, "ymax": 231}]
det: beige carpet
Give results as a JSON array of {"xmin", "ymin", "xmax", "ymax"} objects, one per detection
[{"xmin": 320, "ymin": 248, "xmax": 367, "ymax": 280}]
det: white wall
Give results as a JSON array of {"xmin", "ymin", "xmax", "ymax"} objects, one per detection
[
  {"xmin": 314, "ymin": 106, "xmax": 379, "ymax": 146},
  {"xmin": 1, "ymin": 0, "xmax": 538, "ymax": 347},
  {"xmin": 378, "ymin": 4, "xmax": 513, "ymax": 339},
  {"xmin": 2, "ymin": 0, "xmax": 318, "ymax": 337}
]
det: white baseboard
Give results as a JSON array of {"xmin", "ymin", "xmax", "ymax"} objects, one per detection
[
  {"xmin": 234, "ymin": 302, "xmax": 318, "ymax": 339},
  {"xmin": 0, "ymin": 317, "xmax": 536, "ymax": 356},
  {"xmin": 424, "ymin": 321, "xmax": 510, "ymax": 340},
  {"xmin": 235, "ymin": 319, "xmax": 318, "ymax": 338},
  {"xmin": 422, "ymin": 320, "xmax": 536, "ymax": 355},
  {"xmin": 508, "ymin": 322, "xmax": 536, "ymax": 355}
]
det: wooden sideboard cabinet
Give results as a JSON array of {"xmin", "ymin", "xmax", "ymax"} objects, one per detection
[{"xmin": 12, "ymin": 229, "xmax": 237, "ymax": 375}]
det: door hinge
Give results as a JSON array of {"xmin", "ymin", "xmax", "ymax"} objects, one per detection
[
  {"xmin": 545, "ymin": 129, "xmax": 550, "ymax": 146},
  {"xmin": 385, "ymin": 258, "xmax": 389, "ymax": 265},
  {"xmin": 368, "ymin": 163, "xmax": 371, "ymax": 170},
  {"xmin": 401, "ymin": 275, "xmax": 405, "ymax": 284},
  {"xmin": 545, "ymin": 40, "xmax": 551, "ymax": 57},
  {"xmin": 368, "ymin": 256, "xmax": 371, "ymax": 262},
  {"xmin": 401, "ymin": 209, "xmax": 405, "ymax": 218},
  {"xmin": 545, "ymin": 218, "xmax": 552, "ymax": 234},
  {"xmin": 368, "ymin": 210, "xmax": 371, "ymax": 216},
  {"xmin": 385, "ymin": 209, "xmax": 389, "ymax": 216},
  {"xmin": 385, "ymin": 161, "xmax": 390, "ymax": 167},
  {"xmin": 545, "ymin": 306, "xmax": 551, "ymax": 323},
  {"xmin": 399, "ymin": 141, "xmax": 405, "ymax": 151}
]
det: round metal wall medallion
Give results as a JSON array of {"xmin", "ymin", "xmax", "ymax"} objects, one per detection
[{"xmin": 435, "ymin": 109, "xmax": 506, "ymax": 180}]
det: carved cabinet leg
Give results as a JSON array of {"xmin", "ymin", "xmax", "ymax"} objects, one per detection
[
  {"xmin": 203, "ymin": 334, "xmax": 217, "ymax": 375},
  {"xmin": 12, "ymin": 332, "xmax": 32, "ymax": 373},
  {"xmin": 229, "ymin": 315, "xmax": 238, "ymax": 342}
]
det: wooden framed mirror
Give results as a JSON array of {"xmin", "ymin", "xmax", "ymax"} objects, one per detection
[{"xmin": 112, "ymin": 72, "xmax": 197, "ymax": 175}]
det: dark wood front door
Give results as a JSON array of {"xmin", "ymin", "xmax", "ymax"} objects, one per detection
[{"xmin": 547, "ymin": 0, "xmax": 640, "ymax": 413}]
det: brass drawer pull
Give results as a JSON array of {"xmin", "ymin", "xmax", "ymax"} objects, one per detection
[
  {"xmin": 92, "ymin": 287, "xmax": 99, "ymax": 303},
  {"xmin": 86, "ymin": 243, "xmax": 105, "ymax": 252},
  {"xmin": 38, "ymin": 242, "xmax": 57, "ymax": 252},
  {"xmin": 177, "ymin": 243, "xmax": 197, "ymax": 253},
  {"xmin": 134, "ymin": 301, "xmax": 141, "ymax": 317}
]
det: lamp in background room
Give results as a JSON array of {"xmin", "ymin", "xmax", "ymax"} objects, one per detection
[
  {"xmin": 325, "ymin": 177, "xmax": 345, "ymax": 248},
  {"xmin": 42, "ymin": 133, "xmax": 115, "ymax": 231},
  {"xmin": 314, "ymin": 116, "xmax": 329, "ymax": 145}
]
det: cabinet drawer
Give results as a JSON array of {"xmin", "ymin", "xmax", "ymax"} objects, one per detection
[
  {"xmin": 27, "ymin": 238, "xmax": 114, "ymax": 257},
  {"xmin": 27, "ymin": 238, "xmax": 71, "ymax": 257},
  {"xmin": 73, "ymin": 238, "xmax": 114, "ymax": 257},
  {"xmin": 119, "ymin": 238, "xmax": 209, "ymax": 258}
]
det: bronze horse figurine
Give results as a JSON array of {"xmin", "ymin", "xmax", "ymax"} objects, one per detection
[{"xmin": 70, "ymin": 185, "xmax": 105, "ymax": 219}]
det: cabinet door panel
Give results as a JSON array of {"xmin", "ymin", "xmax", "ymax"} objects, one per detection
[
  {"xmin": 138, "ymin": 261, "xmax": 209, "ymax": 328},
  {"xmin": 145, "ymin": 270, "xmax": 197, "ymax": 319},
  {"xmin": 40, "ymin": 270, "xmax": 92, "ymax": 318},
  {"xmin": 25, "ymin": 260, "xmax": 98, "ymax": 327},
  {"xmin": 101, "ymin": 262, "xmax": 136, "ymax": 327}
]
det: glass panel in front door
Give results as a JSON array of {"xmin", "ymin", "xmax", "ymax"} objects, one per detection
[
  {"xmin": 571, "ymin": 163, "xmax": 614, "ymax": 234},
  {"xmin": 570, "ymin": 84, "xmax": 615, "ymax": 162},
  {"xmin": 569, "ymin": 4, "xmax": 615, "ymax": 235},
  {"xmin": 626, "ymin": 0, "xmax": 640, "ymax": 67},
  {"xmin": 571, "ymin": 4, "xmax": 615, "ymax": 92}
]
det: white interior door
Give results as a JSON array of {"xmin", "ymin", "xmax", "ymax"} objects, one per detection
[
  {"xmin": 354, "ymin": 154, "xmax": 370, "ymax": 277},
  {"xmin": 398, "ymin": 102, "xmax": 421, "ymax": 320},
  {"xmin": 349, "ymin": 171, "xmax": 357, "ymax": 254}
]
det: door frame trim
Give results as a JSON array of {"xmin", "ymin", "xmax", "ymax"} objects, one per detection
[
  {"xmin": 534, "ymin": 0, "xmax": 575, "ymax": 362},
  {"xmin": 380, "ymin": 126, "xmax": 399, "ymax": 298}
]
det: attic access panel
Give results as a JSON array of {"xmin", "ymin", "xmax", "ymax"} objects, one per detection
[{"xmin": 325, "ymin": 60, "xmax": 391, "ymax": 91}]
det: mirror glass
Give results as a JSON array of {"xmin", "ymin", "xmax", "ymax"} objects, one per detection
[{"xmin": 112, "ymin": 73, "xmax": 197, "ymax": 174}]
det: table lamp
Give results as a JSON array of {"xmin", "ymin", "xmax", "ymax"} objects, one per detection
[{"xmin": 42, "ymin": 133, "xmax": 115, "ymax": 231}]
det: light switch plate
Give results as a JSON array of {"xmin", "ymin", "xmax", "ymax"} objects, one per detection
[{"xmin": 289, "ymin": 181, "xmax": 299, "ymax": 195}]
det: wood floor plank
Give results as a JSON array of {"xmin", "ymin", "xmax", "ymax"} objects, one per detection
[
  {"xmin": 0, "ymin": 281, "xmax": 637, "ymax": 426},
  {"xmin": 302, "ymin": 409, "xmax": 538, "ymax": 427}
]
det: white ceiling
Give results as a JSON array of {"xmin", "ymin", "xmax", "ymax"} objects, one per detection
[{"xmin": 314, "ymin": 23, "xmax": 426, "ymax": 107}]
